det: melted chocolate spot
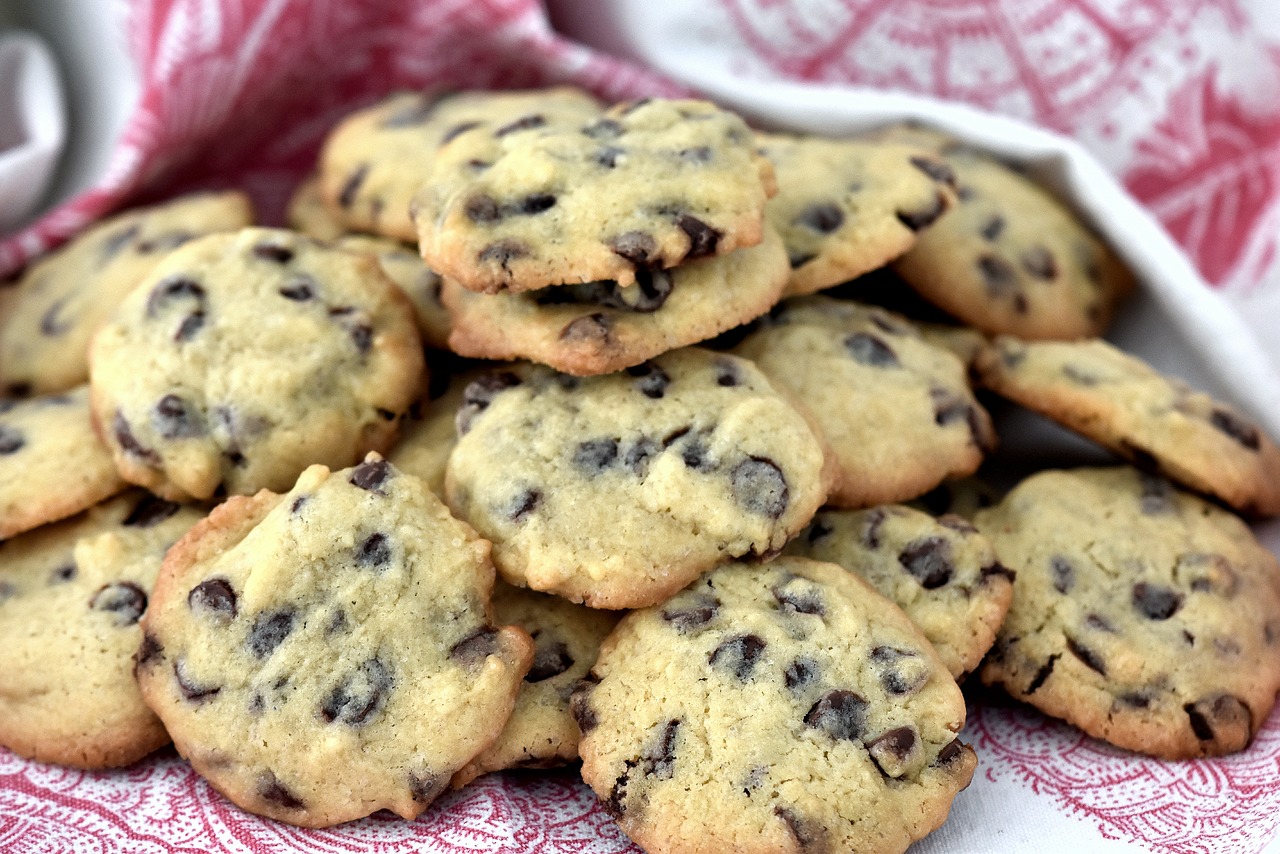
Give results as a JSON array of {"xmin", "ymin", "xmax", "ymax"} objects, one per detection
[
  {"xmin": 456, "ymin": 371, "xmax": 521, "ymax": 434},
  {"xmin": 909, "ymin": 155, "xmax": 956, "ymax": 186},
  {"xmin": 560, "ymin": 313, "xmax": 611, "ymax": 342},
  {"xmin": 1066, "ymin": 637, "xmax": 1107, "ymax": 675},
  {"xmin": 252, "ymin": 243, "xmax": 294, "ymax": 264},
  {"xmin": 339, "ymin": 165, "xmax": 368, "ymax": 208},
  {"xmin": 101, "ymin": 223, "xmax": 141, "ymax": 259},
  {"xmin": 573, "ymin": 438, "xmax": 619, "ymax": 474},
  {"xmin": 153, "ymin": 394, "xmax": 203, "ymax": 439},
  {"xmin": 40, "ymin": 299, "xmax": 71, "ymax": 336},
  {"xmin": 320, "ymin": 657, "xmax": 392, "ymax": 725},
  {"xmin": 1021, "ymin": 246, "xmax": 1058, "ymax": 280},
  {"xmin": 113, "ymin": 412, "xmax": 159, "ymax": 463},
  {"xmin": 494, "ymin": 113, "xmax": 545, "ymax": 137},
  {"xmin": 731, "ymin": 457, "xmax": 789, "ymax": 518},
  {"xmin": 794, "ymin": 202, "xmax": 843, "ymax": 233},
  {"xmin": 709, "ymin": 634, "xmax": 767, "ymax": 680},
  {"xmin": 980, "ymin": 215, "xmax": 1005, "ymax": 241},
  {"xmin": 123, "ymin": 493, "xmax": 180, "ymax": 527},
  {"xmin": 583, "ymin": 118, "xmax": 623, "ymax": 139},
  {"xmin": 1139, "ymin": 474, "xmax": 1176, "ymax": 515},
  {"xmin": 845, "ymin": 332, "xmax": 899, "ymax": 367},
  {"xmin": 871, "ymin": 646, "xmax": 928, "ymax": 695},
  {"xmin": 50, "ymin": 563, "xmax": 76, "ymax": 583},
  {"xmin": 628, "ymin": 362, "xmax": 670, "ymax": 399},
  {"xmin": 773, "ymin": 579, "xmax": 825, "ymax": 616},
  {"xmin": 1132, "ymin": 582, "xmax": 1183, "ymax": 620},
  {"xmin": 804, "ymin": 690, "xmax": 868, "ymax": 741},
  {"xmin": 465, "ymin": 194, "xmax": 502, "ymax": 223},
  {"xmin": 774, "ymin": 806, "xmax": 827, "ymax": 853},
  {"xmin": 90, "ymin": 582, "xmax": 147, "ymax": 625},
  {"xmin": 146, "ymin": 276, "xmax": 206, "ymax": 318},
  {"xmin": 977, "ymin": 254, "xmax": 1018, "ymax": 296},
  {"xmin": 356, "ymin": 532, "xmax": 392, "ymax": 568},
  {"xmin": 898, "ymin": 537, "xmax": 954, "ymax": 589},
  {"xmin": 478, "ymin": 239, "xmax": 529, "ymax": 269},
  {"xmin": 440, "ymin": 120, "xmax": 481, "ymax": 145},
  {"xmin": 519, "ymin": 193, "xmax": 557, "ymax": 215},
  {"xmin": 661, "ymin": 593, "xmax": 720, "ymax": 633},
  {"xmin": 506, "ymin": 488, "xmax": 542, "ymax": 522},
  {"xmin": 527, "ymin": 640, "xmax": 574, "ymax": 682},
  {"xmin": 189, "ymin": 578, "xmax": 237, "ymax": 619},
  {"xmin": 174, "ymin": 659, "xmax": 221, "ymax": 702},
  {"xmin": 408, "ymin": 772, "xmax": 447, "ymax": 804},
  {"xmin": 1209, "ymin": 408, "xmax": 1260, "ymax": 450},
  {"xmin": 257, "ymin": 772, "xmax": 305, "ymax": 810},
  {"xmin": 1051, "ymin": 556, "xmax": 1075, "ymax": 594},
  {"xmin": 897, "ymin": 190, "xmax": 948, "ymax": 231},
  {"xmin": 784, "ymin": 657, "xmax": 820, "ymax": 691},
  {"xmin": 247, "ymin": 610, "xmax": 295, "ymax": 658},
  {"xmin": 0, "ymin": 425, "xmax": 24, "ymax": 455}
]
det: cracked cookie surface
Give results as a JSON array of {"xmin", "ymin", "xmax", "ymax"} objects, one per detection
[
  {"xmin": 975, "ymin": 466, "xmax": 1280, "ymax": 758},
  {"xmin": 135, "ymin": 456, "xmax": 533, "ymax": 826}
]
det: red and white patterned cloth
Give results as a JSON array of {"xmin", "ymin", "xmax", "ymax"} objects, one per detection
[{"xmin": 2, "ymin": 1, "xmax": 1279, "ymax": 851}]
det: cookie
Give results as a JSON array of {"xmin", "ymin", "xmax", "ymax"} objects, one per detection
[
  {"xmin": 0, "ymin": 387, "xmax": 127, "ymax": 540},
  {"xmin": 975, "ymin": 467, "xmax": 1280, "ymax": 758},
  {"xmin": 908, "ymin": 476, "xmax": 1001, "ymax": 520},
  {"xmin": 285, "ymin": 175, "xmax": 347, "ymax": 241},
  {"xmin": 0, "ymin": 490, "xmax": 203, "ymax": 767},
  {"xmin": 451, "ymin": 581, "xmax": 620, "ymax": 787},
  {"xmin": 975, "ymin": 336, "xmax": 1280, "ymax": 516},
  {"xmin": 0, "ymin": 191, "xmax": 254, "ymax": 396},
  {"xmin": 785, "ymin": 505, "xmax": 1014, "ymax": 680},
  {"xmin": 572, "ymin": 556, "xmax": 976, "ymax": 854},
  {"xmin": 441, "ymin": 225, "xmax": 789, "ymax": 375},
  {"xmin": 757, "ymin": 132, "xmax": 958, "ymax": 297},
  {"xmin": 890, "ymin": 141, "xmax": 1133, "ymax": 339},
  {"xmin": 336, "ymin": 234, "xmax": 450, "ymax": 350},
  {"xmin": 444, "ymin": 347, "xmax": 833, "ymax": 608},
  {"xmin": 415, "ymin": 98, "xmax": 777, "ymax": 293},
  {"xmin": 733, "ymin": 297, "xmax": 996, "ymax": 508},
  {"xmin": 385, "ymin": 364, "xmax": 484, "ymax": 498},
  {"xmin": 88, "ymin": 227, "xmax": 425, "ymax": 502},
  {"xmin": 319, "ymin": 87, "xmax": 602, "ymax": 242},
  {"xmin": 135, "ymin": 455, "xmax": 534, "ymax": 826}
]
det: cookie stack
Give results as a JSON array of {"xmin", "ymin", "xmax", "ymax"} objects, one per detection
[{"xmin": 1, "ymin": 85, "xmax": 1279, "ymax": 854}]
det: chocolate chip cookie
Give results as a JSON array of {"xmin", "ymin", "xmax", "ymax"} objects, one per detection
[
  {"xmin": 975, "ymin": 336, "xmax": 1280, "ymax": 516},
  {"xmin": 441, "ymin": 224, "xmax": 789, "ymax": 375},
  {"xmin": 415, "ymin": 98, "xmax": 776, "ymax": 293},
  {"xmin": 976, "ymin": 466, "xmax": 1280, "ymax": 758},
  {"xmin": 0, "ymin": 191, "xmax": 254, "ymax": 396},
  {"xmin": 89, "ymin": 227, "xmax": 425, "ymax": 501},
  {"xmin": 135, "ymin": 455, "xmax": 534, "ymax": 826},
  {"xmin": 319, "ymin": 87, "xmax": 602, "ymax": 242},
  {"xmin": 0, "ymin": 490, "xmax": 203, "ymax": 767},
  {"xmin": 0, "ymin": 387, "xmax": 127, "ymax": 539},
  {"xmin": 444, "ymin": 347, "xmax": 833, "ymax": 608},
  {"xmin": 734, "ymin": 297, "xmax": 996, "ymax": 508},
  {"xmin": 757, "ymin": 132, "xmax": 957, "ymax": 296},
  {"xmin": 285, "ymin": 174, "xmax": 346, "ymax": 241},
  {"xmin": 573, "ymin": 556, "xmax": 976, "ymax": 854},
  {"xmin": 336, "ymin": 234, "xmax": 450, "ymax": 350}
]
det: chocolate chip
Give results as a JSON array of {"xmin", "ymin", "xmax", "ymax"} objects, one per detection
[
  {"xmin": 980, "ymin": 215, "xmax": 1005, "ymax": 241},
  {"xmin": 252, "ymin": 243, "xmax": 294, "ymax": 264},
  {"xmin": 641, "ymin": 718, "xmax": 681, "ymax": 779},
  {"xmin": 338, "ymin": 165, "xmax": 368, "ymax": 208},
  {"xmin": 408, "ymin": 771, "xmax": 447, "ymax": 804},
  {"xmin": 153, "ymin": 394, "xmax": 203, "ymax": 439},
  {"xmin": 934, "ymin": 738, "xmax": 966, "ymax": 766},
  {"xmin": 136, "ymin": 632, "xmax": 163, "ymax": 667},
  {"xmin": 899, "ymin": 537, "xmax": 954, "ymax": 589},
  {"xmin": 506, "ymin": 488, "xmax": 542, "ymax": 522},
  {"xmin": 623, "ymin": 437, "xmax": 660, "ymax": 474},
  {"xmin": 174, "ymin": 311, "xmax": 205, "ymax": 342},
  {"xmin": 661, "ymin": 592, "xmax": 720, "ymax": 632},
  {"xmin": 774, "ymin": 806, "xmax": 828, "ymax": 853},
  {"xmin": 573, "ymin": 438, "xmax": 619, "ymax": 474},
  {"xmin": 679, "ymin": 433, "xmax": 714, "ymax": 472},
  {"xmin": 465, "ymin": 194, "xmax": 502, "ymax": 223},
  {"xmin": 909, "ymin": 155, "xmax": 956, "ymax": 186},
  {"xmin": 938, "ymin": 514, "xmax": 978, "ymax": 534},
  {"xmin": 1139, "ymin": 474, "xmax": 1176, "ymax": 515},
  {"xmin": 871, "ymin": 646, "xmax": 929, "ymax": 695},
  {"xmin": 174, "ymin": 659, "xmax": 221, "ymax": 702},
  {"xmin": 1025, "ymin": 654, "xmax": 1059, "ymax": 694},
  {"xmin": 1066, "ymin": 636, "xmax": 1107, "ymax": 675},
  {"xmin": 628, "ymin": 362, "xmax": 670, "ymax": 398},
  {"xmin": 50, "ymin": 563, "xmax": 76, "ymax": 583},
  {"xmin": 188, "ymin": 578, "xmax": 237, "ymax": 620},
  {"xmin": 440, "ymin": 120, "xmax": 481, "ymax": 145},
  {"xmin": 136, "ymin": 231, "xmax": 195, "ymax": 254},
  {"xmin": 788, "ymin": 251, "xmax": 816, "ymax": 268},
  {"xmin": 451, "ymin": 626, "xmax": 500, "ymax": 669},
  {"xmin": 773, "ymin": 579, "xmax": 825, "ymax": 616},
  {"xmin": 593, "ymin": 145, "xmax": 626, "ymax": 168},
  {"xmin": 349, "ymin": 458, "xmax": 392, "ymax": 493},
  {"xmin": 1185, "ymin": 695, "xmax": 1251, "ymax": 744},
  {"xmin": 804, "ymin": 690, "xmax": 868, "ymax": 741},
  {"xmin": 356, "ymin": 532, "xmax": 392, "ymax": 569},
  {"xmin": 0, "ymin": 425, "xmax": 24, "ymax": 455},
  {"xmin": 977, "ymin": 254, "xmax": 1018, "ymax": 296},
  {"xmin": 608, "ymin": 231, "xmax": 658, "ymax": 266},
  {"xmin": 1050, "ymin": 555, "xmax": 1075, "ymax": 593},
  {"xmin": 1209, "ymin": 408, "xmax": 1260, "ymax": 450},
  {"xmin": 730, "ymin": 457, "xmax": 788, "ymax": 519},
  {"xmin": 456, "ymin": 371, "xmax": 521, "ymax": 435},
  {"xmin": 1085, "ymin": 613, "xmax": 1116, "ymax": 632},
  {"xmin": 519, "ymin": 193, "xmax": 556, "ymax": 215},
  {"xmin": 560, "ymin": 313, "xmax": 611, "ymax": 342},
  {"xmin": 247, "ymin": 609, "xmax": 295, "ymax": 658},
  {"xmin": 618, "ymin": 97, "xmax": 652, "ymax": 115},
  {"xmin": 714, "ymin": 360, "xmax": 741, "ymax": 387},
  {"xmin": 676, "ymin": 214, "xmax": 721, "ymax": 259},
  {"xmin": 257, "ymin": 772, "xmax": 305, "ymax": 810},
  {"xmin": 274, "ymin": 275, "xmax": 314, "ymax": 301},
  {"xmin": 583, "ymin": 118, "xmax": 623, "ymax": 139},
  {"xmin": 678, "ymin": 145, "xmax": 713, "ymax": 163},
  {"xmin": 527, "ymin": 639, "xmax": 574, "ymax": 682},
  {"xmin": 866, "ymin": 725, "xmax": 920, "ymax": 778},
  {"xmin": 709, "ymin": 634, "xmax": 767, "ymax": 680},
  {"xmin": 40, "ymin": 299, "xmax": 70, "ymax": 336},
  {"xmin": 1021, "ymin": 246, "xmax": 1058, "ymax": 280},
  {"xmin": 320, "ymin": 657, "xmax": 392, "ymax": 725},
  {"xmin": 494, "ymin": 113, "xmax": 545, "ymax": 137},
  {"xmin": 621, "ymin": 268, "xmax": 673, "ymax": 312},
  {"xmin": 570, "ymin": 676, "xmax": 600, "ymax": 732},
  {"xmin": 1118, "ymin": 689, "xmax": 1155, "ymax": 709},
  {"xmin": 784, "ymin": 657, "xmax": 820, "ymax": 691},
  {"xmin": 1132, "ymin": 582, "xmax": 1183, "ymax": 620},
  {"xmin": 844, "ymin": 332, "xmax": 898, "ymax": 367},
  {"xmin": 478, "ymin": 239, "xmax": 529, "ymax": 269},
  {"xmin": 794, "ymin": 202, "xmax": 843, "ymax": 233},
  {"xmin": 931, "ymin": 388, "xmax": 993, "ymax": 450},
  {"xmin": 101, "ymin": 222, "xmax": 141, "ymax": 260},
  {"xmin": 805, "ymin": 518, "xmax": 833, "ymax": 544},
  {"xmin": 861, "ymin": 508, "xmax": 887, "ymax": 549},
  {"xmin": 90, "ymin": 582, "xmax": 147, "ymax": 625},
  {"xmin": 120, "ymin": 493, "xmax": 179, "ymax": 528},
  {"xmin": 146, "ymin": 276, "xmax": 205, "ymax": 318},
  {"xmin": 897, "ymin": 190, "xmax": 948, "ymax": 231},
  {"xmin": 113, "ymin": 412, "xmax": 159, "ymax": 463}
]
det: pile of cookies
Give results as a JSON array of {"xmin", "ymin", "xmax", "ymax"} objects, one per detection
[{"xmin": 2, "ymin": 86, "xmax": 1279, "ymax": 852}]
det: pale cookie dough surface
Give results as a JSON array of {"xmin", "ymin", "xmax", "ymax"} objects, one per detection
[
  {"xmin": 975, "ymin": 336, "xmax": 1280, "ymax": 516},
  {"xmin": 445, "ymin": 347, "xmax": 833, "ymax": 609},
  {"xmin": 572, "ymin": 557, "xmax": 976, "ymax": 854},
  {"xmin": 320, "ymin": 87, "xmax": 602, "ymax": 242},
  {"xmin": 0, "ymin": 387, "xmax": 127, "ymax": 540},
  {"xmin": 135, "ymin": 456, "xmax": 533, "ymax": 827},
  {"xmin": 285, "ymin": 175, "xmax": 347, "ymax": 241},
  {"xmin": 336, "ymin": 234, "xmax": 450, "ymax": 349},
  {"xmin": 0, "ymin": 191, "xmax": 253, "ymax": 396},
  {"xmin": 757, "ymin": 133, "xmax": 957, "ymax": 297},
  {"xmin": 785, "ymin": 505, "xmax": 1014, "ymax": 679},
  {"xmin": 416, "ymin": 98, "xmax": 776, "ymax": 293},
  {"xmin": 442, "ymin": 226, "xmax": 788, "ymax": 375},
  {"xmin": 976, "ymin": 467, "xmax": 1280, "ymax": 759},
  {"xmin": 452, "ymin": 581, "xmax": 620, "ymax": 787},
  {"xmin": 892, "ymin": 143, "xmax": 1133, "ymax": 340},
  {"xmin": 0, "ymin": 491, "xmax": 203, "ymax": 768},
  {"xmin": 734, "ymin": 297, "xmax": 995, "ymax": 508},
  {"xmin": 89, "ymin": 227, "xmax": 425, "ymax": 502}
]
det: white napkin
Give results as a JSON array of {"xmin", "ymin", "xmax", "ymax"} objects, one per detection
[{"xmin": 0, "ymin": 31, "xmax": 65, "ymax": 234}]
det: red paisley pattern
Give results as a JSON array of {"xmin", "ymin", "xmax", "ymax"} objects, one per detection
[{"xmin": 2, "ymin": 0, "xmax": 1279, "ymax": 850}]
